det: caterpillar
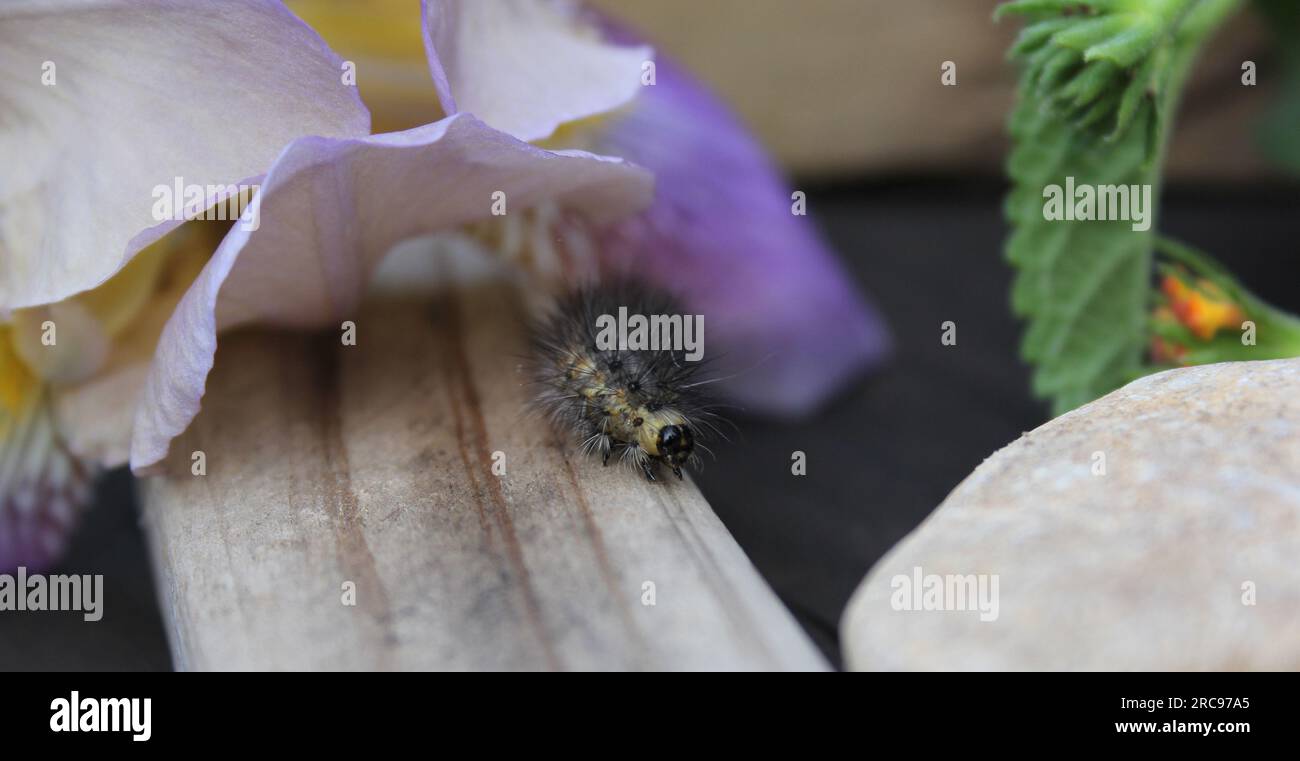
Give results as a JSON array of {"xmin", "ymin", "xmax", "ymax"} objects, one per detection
[{"xmin": 528, "ymin": 283, "xmax": 722, "ymax": 482}]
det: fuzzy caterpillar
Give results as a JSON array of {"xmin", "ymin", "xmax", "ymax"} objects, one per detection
[{"xmin": 528, "ymin": 283, "xmax": 722, "ymax": 482}]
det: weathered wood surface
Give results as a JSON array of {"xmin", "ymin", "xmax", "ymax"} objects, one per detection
[{"xmin": 139, "ymin": 282, "xmax": 826, "ymax": 671}]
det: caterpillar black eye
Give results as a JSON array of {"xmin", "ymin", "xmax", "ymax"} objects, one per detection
[{"xmin": 527, "ymin": 282, "xmax": 722, "ymax": 483}]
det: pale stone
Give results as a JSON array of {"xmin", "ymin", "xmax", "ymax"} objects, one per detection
[{"xmin": 842, "ymin": 359, "xmax": 1300, "ymax": 671}]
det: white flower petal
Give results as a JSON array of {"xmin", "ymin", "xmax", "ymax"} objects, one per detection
[
  {"xmin": 0, "ymin": 0, "xmax": 371, "ymax": 311},
  {"xmin": 49, "ymin": 218, "xmax": 218, "ymax": 469},
  {"xmin": 52, "ymin": 363, "xmax": 148, "ymax": 469},
  {"xmin": 10, "ymin": 301, "xmax": 111, "ymax": 385},
  {"xmin": 421, "ymin": 0, "xmax": 652, "ymax": 142},
  {"xmin": 129, "ymin": 113, "xmax": 652, "ymax": 472}
]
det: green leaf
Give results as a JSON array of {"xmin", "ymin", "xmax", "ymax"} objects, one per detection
[
  {"xmin": 998, "ymin": 0, "xmax": 1243, "ymax": 415},
  {"xmin": 1006, "ymin": 99, "xmax": 1154, "ymax": 413}
]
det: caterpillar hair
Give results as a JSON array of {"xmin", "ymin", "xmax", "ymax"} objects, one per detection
[{"xmin": 527, "ymin": 282, "xmax": 725, "ymax": 482}]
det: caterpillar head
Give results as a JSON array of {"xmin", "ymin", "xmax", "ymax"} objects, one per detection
[{"xmin": 656, "ymin": 424, "xmax": 694, "ymax": 478}]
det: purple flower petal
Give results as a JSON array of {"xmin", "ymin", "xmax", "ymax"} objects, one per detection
[
  {"xmin": 592, "ymin": 31, "xmax": 891, "ymax": 417},
  {"xmin": 0, "ymin": 389, "xmax": 92, "ymax": 574},
  {"xmin": 419, "ymin": 2, "xmax": 890, "ymax": 415},
  {"xmin": 130, "ymin": 113, "xmax": 652, "ymax": 472}
]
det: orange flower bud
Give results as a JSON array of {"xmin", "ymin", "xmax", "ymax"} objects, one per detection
[{"xmin": 1160, "ymin": 274, "xmax": 1244, "ymax": 341}]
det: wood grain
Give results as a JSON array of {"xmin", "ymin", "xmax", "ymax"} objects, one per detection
[{"xmin": 139, "ymin": 282, "xmax": 826, "ymax": 671}]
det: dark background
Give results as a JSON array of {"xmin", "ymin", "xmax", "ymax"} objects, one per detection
[{"xmin": 2, "ymin": 178, "xmax": 1295, "ymax": 670}]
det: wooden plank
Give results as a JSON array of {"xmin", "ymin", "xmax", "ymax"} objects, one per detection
[{"xmin": 139, "ymin": 280, "xmax": 826, "ymax": 671}]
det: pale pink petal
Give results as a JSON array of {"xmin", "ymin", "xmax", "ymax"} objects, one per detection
[
  {"xmin": 421, "ymin": 0, "xmax": 651, "ymax": 142},
  {"xmin": 0, "ymin": 0, "xmax": 370, "ymax": 311},
  {"xmin": 129, "ymin": 113, "xmax": 652, "ymax": 472}
]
